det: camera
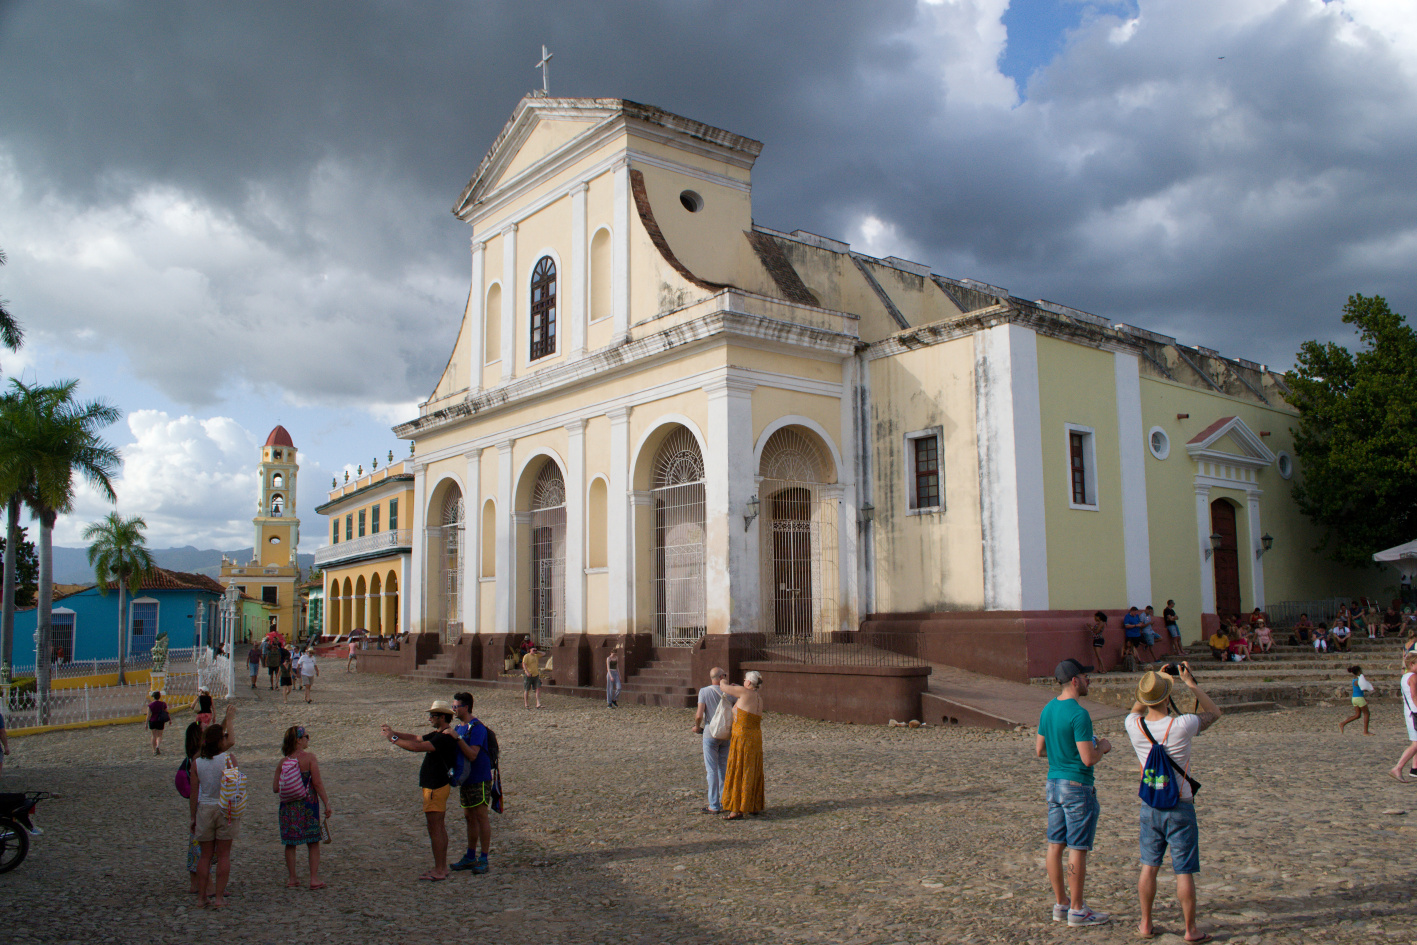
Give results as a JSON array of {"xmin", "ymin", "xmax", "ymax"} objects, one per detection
[{"xmin": 1161, "ymin": 662, "xmax": 1187, "ymax": 677}]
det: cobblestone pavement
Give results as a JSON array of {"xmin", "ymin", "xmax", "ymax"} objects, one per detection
[{"xmin": 5, "ymin": 668, "xmax": 1417, "ymax": 944}]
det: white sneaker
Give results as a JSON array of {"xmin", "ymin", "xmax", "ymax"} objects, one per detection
[
  {"xmin": 1052, "ymin": 903, "xmax": 1069, "ymax": 921},
  {"xmin": 1067, "ymin": 906, "xmax": 1111, "ymax": 927}
]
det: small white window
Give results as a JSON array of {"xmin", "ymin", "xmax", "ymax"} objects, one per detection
[
  {"xmin": 904, "ymin": 427, "xmax": 944, "ymax": 513},
  {"xmin": 1148, "ymin": 426, "xmax": 1170, "ymax": 460},
  {"xmin": 1277, "ymin": 451, "xmax": 1294, "ymax": 479},
  {"xmin": 1065, "ymin": 424, "xmax": 1099, "ymax": 511}
]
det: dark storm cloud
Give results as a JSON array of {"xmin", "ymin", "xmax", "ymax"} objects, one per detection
[{"xmin": 0, "ymin": 0, "xmax": 1413, "ymax": 410}]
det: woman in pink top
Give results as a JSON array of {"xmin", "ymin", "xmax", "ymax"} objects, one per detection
[{"xmin": 1253, "ymin": 618, "xmax": 1274, "ymax": 654}]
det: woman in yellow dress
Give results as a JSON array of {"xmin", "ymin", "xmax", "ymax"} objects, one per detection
[{"xmin": 718, "ymin": 670, "xmax": 764, "ymax": 820}]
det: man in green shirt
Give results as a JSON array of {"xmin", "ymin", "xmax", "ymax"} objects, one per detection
[{"xmin": 1036, "ymin": 658, "xmax": 1112, "ymax": 927}]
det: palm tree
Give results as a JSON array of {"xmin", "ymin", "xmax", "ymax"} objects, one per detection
[
  {"xmin": 0, "ymin": 387, "xmax": 28, "ymax": 676},
  {"xmin": 84, "ymin": 512, "xmax": 154, "ymax": 685},
  {"xmin": 0, "ymin": 379, "xmax": 120, "ymax": 711},
  {"xmin": 0, "ymin": 248, "xmax": 23, "ymax": 358}
]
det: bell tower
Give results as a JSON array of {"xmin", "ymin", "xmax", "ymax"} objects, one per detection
[
  {"xmin": 255, "ymin": 425, "xmax": 300, "ymax": 565},
  {"xmin": 221, "ymin": 424, "xmax": 305, "ymax": 641}
]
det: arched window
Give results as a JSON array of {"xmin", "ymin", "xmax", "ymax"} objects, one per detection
[
  {"xmin": 529, "ymin": 463, "xmax": 566, "ymax": 645},
  {"xmin": 272, "ymin": 472, "xmax": 284, "ymax": 489},
  {"xmin": 270, "ymin": 494, "xmax": 284, "ymax": 517},
  {"xmin": 529, "ymin": 256, "xmax": 557, "ymax": 360},
  {"xmin": 652, "ymin": 428, "xmax": 706, "ymax": 646}
]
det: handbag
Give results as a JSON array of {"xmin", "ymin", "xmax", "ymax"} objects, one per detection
[
  {"xmin": 320, "ymin": 813, "xmax": 332, "ymax": 845},
  {"xmin": 707, "ymin": 695, "xmax": 733, "ymax": 741}
]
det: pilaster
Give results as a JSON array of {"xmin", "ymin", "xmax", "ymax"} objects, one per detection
[
  {"xmin": 704, "ymin": 377, "xmax": 759, "ymax": 634},
  {"xmin": 469, "ymin": 240, "xmax": 485, "ymax": 393},
  {"xmin": 501, "ymin": 224, "xmax": 517, "ymax": 380},
  {"xmin": 564, "ymin": 419, "xmax": 586, "ymax": 633},
  {"xmin": 464, "ymin": 448, "xmax": 483, "ymax": 634},
  {"xmin": 570, "ymin": 182, "xmax": 588, "ymax": 358},
  {"xmin": 408, "ymin": 460, "xmax": 427, "ymax": 633},
  {"xmin": 495, "ymin": 441, "xmax": 514, "ymax": 633},
  {"xmin": 1195, "ymin": 484, "xmax": 1216, "ymax": 615},
  {"xmin": 607, "ymin": 407, "xmax": 632, "ymax": 634},
  {"xmin": 611, "ymin": 159, "xmax": 630, "ymax": 345}
]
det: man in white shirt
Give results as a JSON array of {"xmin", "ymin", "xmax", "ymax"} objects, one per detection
[
  {"xmin": 1124, "ymin": 664, "xmax": 1221, "ymax": 943},
  {"xmin": 299, "ymin": 648, "xmax": 319, "ymax": 704}
]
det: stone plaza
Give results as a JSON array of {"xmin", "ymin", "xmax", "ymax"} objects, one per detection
[{"xmin": 4, "ymin": 662, "xmax": 1416, "ymax": 945}]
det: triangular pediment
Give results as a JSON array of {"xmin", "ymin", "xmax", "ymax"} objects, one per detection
[{"xmin": 1185, "ymin": 416, "xmax": 1275, "ymax": 469}]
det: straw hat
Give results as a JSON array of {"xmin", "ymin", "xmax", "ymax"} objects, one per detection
[
  {"xmin": 1136, "ymin": 671, "xmax": 1173, "ymax": 706},
  {"xmin": 427, "ymin": 699, "xmax": 455, "ymax": 716}
]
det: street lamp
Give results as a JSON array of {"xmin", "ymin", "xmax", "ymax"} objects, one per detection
[
  {"xmin": 1204, "ymin": 533, "xmax": 1223, "ymax": 561},
  {"xmin": 1256, "ymin": 533, "xmax": 1274, "ymax": 559},
  {"xmin": 743, "ymin": 495, "xmax": 760, "ymax": 532}
]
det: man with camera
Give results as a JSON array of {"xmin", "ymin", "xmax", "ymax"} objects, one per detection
[{"xmin": 1124, "ymin": 662, "xmax": 1222, "ymax": 943}]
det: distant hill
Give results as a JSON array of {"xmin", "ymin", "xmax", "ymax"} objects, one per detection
[{"xmin": 52, "ymin": 545, "xmax": 317, "ymax": 585}]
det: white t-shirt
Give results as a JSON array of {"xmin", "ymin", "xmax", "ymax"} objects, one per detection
[
  {"xmin": 1124, "ymin": 713, "xmax": 1203, "ymax": 801},
  {"xmin": 193, "ymin": 751, "xmax": 230, "ymax": 806},
  {"xmin": 299, "ymin": 654, "xmax": 316, "ymax": 676}
]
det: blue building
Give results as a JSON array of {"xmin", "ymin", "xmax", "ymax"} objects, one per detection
[{"xmin": 15, "ymin": 568, "xmax": 226, "ymax": 666}]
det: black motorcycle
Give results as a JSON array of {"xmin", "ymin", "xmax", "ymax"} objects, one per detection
[{"xmin": 0, "ymin": 791, "xmax": 53, "ymax": 873}]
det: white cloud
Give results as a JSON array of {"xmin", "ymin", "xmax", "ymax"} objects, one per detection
[{"xmin": 52, "ymin": 410, "xmax": 259, "ymax": 548}]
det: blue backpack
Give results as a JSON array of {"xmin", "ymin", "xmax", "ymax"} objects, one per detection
[
  {"xmin": 449, "ymin": 720, "xmax": 486, "ymax": 788},
  {"xmin": 1137, "ymin": 718, "xmax": 1181, "ymax": 810}
]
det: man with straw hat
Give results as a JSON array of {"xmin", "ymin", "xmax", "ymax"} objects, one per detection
[
  {"xmin": 1123, "ymin": 663, "xmax": 1222, "ymax": 942},
  {"xmin": 382, "ymin": 700, "xmax": 461, "ymax": 881}
]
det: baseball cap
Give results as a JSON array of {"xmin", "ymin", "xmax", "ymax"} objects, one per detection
[{"xmin": 1054, "ymin": 659, "xmax": 1093, "ymax": 685}]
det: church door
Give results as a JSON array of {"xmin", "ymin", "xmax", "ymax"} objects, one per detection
[
  {"xmin": 529, "ymin": 464, "xmax": 566, "ymax": 647},
  {"xmin": 770, "ymin": 487, "xmax": 814, "ymax": 640},
  {"xmin": 1210, "ymin": 499, "xmax": 1242, "ymax": 618}
]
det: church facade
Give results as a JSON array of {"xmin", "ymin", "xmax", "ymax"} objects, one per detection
[
  {"xmin": 389, "ymin": 96, "xmax": 1382, "ymax": 677},
  {"xmin": 220, "ymin": 425, "xmax": 303, "ymax": 641}
]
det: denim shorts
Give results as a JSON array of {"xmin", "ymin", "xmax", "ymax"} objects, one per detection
[
  {"xmin": 1046, "ymin": 779, "xmax": 1100, "ymax": 851},
  {"xmin": 1139, "ymin": 800, "xmax": 1199, "ymax": 874}
]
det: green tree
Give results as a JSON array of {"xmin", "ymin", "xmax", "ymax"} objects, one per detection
[
  {"xmin": 0, "ymin": 248, "xmax": 22, "ymax": 358},
  {"xmin": 0, "ymin": 379, "xmax": 120, "ymax": 709},
  {"xmin": 0, "ymin": 524, "xmax": 39, "ymax": 607},
  {"xmin": 84, "ymin": 512, "xmax": 155, "ymax": 685},
  {"xmin": 1289, "ymin": 294, "xmax": 1417, "ymax": 568}
]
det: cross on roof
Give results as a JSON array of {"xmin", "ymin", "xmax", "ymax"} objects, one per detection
[{"xmin": 535, "ymin": 44, "xmax": 553, "ymax": 95}]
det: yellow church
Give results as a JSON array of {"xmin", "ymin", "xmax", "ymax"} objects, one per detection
[
  {"xmin": 220, "ymin": 425, "xmax": 303, "ymax": 642},
  {"xmin": 344, "ymin": 94, "xmax": 1383, "ymax": 710}
]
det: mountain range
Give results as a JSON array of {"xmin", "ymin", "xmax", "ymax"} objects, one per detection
[{"xmin": 51, "ymin": 545, "xmax": 317, "ymax": 585}]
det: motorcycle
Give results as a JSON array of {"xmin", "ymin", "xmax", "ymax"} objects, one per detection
[{"xmin": 0, "ymin": 791, "xmax": 53, "ymax": 873}]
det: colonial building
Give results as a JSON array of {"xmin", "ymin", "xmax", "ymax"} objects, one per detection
[
  {"xmin": 219, "ymin": 425, "xmax": 303, "ymax": 640},
  {"xmin": 389, "ymin": 95, "xmax": 1382, "ymax": 686},
  {"xmin": 313, "ymin": 455, "xmax": 413, "ymax": 638}
]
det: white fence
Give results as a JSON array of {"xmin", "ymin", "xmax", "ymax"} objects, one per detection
[
  {"xmin": 3, "ymin": 671, "xmax": 201, "ymax": 731},
  {"xmin": 6, "ymin": 648, "xmax": 200, "ymax": 682}
]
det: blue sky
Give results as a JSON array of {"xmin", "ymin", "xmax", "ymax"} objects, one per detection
[{"xmin": 2, "ymin": 0, "xmax": 1413, "ymax": 550}]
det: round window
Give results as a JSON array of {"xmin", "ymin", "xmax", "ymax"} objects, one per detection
[
  {"xmin": 679, "ymin": 190, "xmax": 704, "ymax": 213},
  {"xmin": 1148, "ymin": 426, "xmax": 1170, "ymax": 460},
  {"xmin": 268, "ymin": 536, "xmax": 282, "ymax": 544},
  {"xmin": 1277, "ymin": 451, "xmax": 1293, "ymax": 479}
]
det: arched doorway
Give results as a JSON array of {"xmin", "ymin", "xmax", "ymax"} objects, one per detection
[
  {"xmin": 1210, "ymin": 499, "xmax": 1241, "ymax": 619},
  {"xmin": 341, "ymin": 577, "xmax": 353, "ymax": 635},
  {"xmin": 384, "ymin": 570, "xmax": 399, "ymax": 635},
  {"xmin": 529, "ymin": 463, "xmax": 566, "ymax": 646},
  {"xmin": 758, "ymin": 426, "xmax": 838, "ymax": 640},
  {"xmin": 368, "ymin": 573, "xmax": 382, "ymax": 635},
  {"xmin": 426, "ymin": 484, "xmax": 464, "ymax": 642},
  {"xmin": 354, "ymin": 575, "xmax": 367, "ymax": 632},
  {"xmin": 327, "ymin": 581, "xmax": 340, "ymax": 641},
  {"xmin": 652, "ymin": 427, "xmax": 706, "ymax": 647}
]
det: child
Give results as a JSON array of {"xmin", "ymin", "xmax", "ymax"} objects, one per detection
[
  {"xmin": 1341, "ymin": 665, "xmax": 1374, "ymax": 734},
  {"xmin": 1088, "ymin": 611, "xmax": 1108, "ymax": 673},
  {"xmin": 1313, "ymin": 622, "xmax": 1329, "ymax": 653}
]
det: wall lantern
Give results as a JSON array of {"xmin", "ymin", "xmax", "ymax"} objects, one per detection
[
  {"xmin": 743, "ymin": 495, "xmax": 760, "ymax": 532},
  {"xmin": 858, "ymin": 501, "xmax": 875, "ymax": 527},
  {"xmin": 1256, "ymin": 533, "xmax": 1274, "ymax": 559},
  {"xmin": 1205, "ymin": 532, "xmax": 1223, "ymax": 560}
]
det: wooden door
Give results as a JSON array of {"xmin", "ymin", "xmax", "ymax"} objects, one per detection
[{"xmin": 1210, "ymin": 499, "xmax": 1242, "ymax": 618}]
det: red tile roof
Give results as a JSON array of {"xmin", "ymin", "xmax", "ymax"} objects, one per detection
[
  {"xmin": 265, "ymin": 425, "xmax": 294, "ymax": 447},
  {"xmin": 101, "ymin": 567, "xmax": 228, "ymax": 594}
]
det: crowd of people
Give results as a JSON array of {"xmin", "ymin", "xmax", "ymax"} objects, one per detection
[{"xmin": 245, "ymin": 632, "xmax": 321, "ymax": 703}]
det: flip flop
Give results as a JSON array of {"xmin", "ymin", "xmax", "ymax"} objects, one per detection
[
  {"xmin": 418, "ymin": 872, "xmax": 448, "ymax": 882},
  {"xmin": 309, "ymin": 881, "xmax": 327, "ymax": 890},
  {"xmin": 1183, "ymin": 935, "xmax": 1213, "ymax": 944},
  {"xmin": 1390, "ymin": 771, "xmax": 1410, "ymax": 783}
]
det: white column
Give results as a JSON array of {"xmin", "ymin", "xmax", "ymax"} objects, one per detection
[
  {"xmin": 409, "ymin": 461, "xmax": 427, "ymax": 633},
  {"xmin": 1114, "ymin": 351, "xmax": 1152, "ymax": 607},
  {"xmin": 469, "ymin": 240, "xmax": 485, "ymax": 393},
  {"xmin": 607, "ymin": 407, "xmax": 632, "ymax": 634},
  {"xmin": 838, "ymin": 357, "xmax": 860, "ymax": 631},
  {"xmin": 500, "ymin": 223, "xmax": 517, "ymax": 380},
  {"xmin": 974, "ymin": 324, "xmax": 1048, "ymax": 611},
  {"xmin": 570, "ymin": 182, "xmax": 588, "ymax": 358},
  {"xmin": 399, "ymin": 555, "xmax": 410, "ymax": 635},
  {"xmin": 1195, "ymin": 484, "xmax": 1216, "ymax": 615},
  {"xmin": 464, "ymin": 448, "xmax": 482, "ymax": 634},
  {"xmin": 565, "ymin": 419, "xmax": 587, "ymax": 633},
  {"xmin": 611, "ymin": 158, "xmax": 630, "ymax": 345},
  {"xmin": 496, "ymin": 441, "xmax": 514, "ymax": 633},
  {"xmin": 704, "ymin": 376, "xmax": 759, "ymax": 634},
  {"xmin": 512, "ymin": 512, "xmax": 531, "ymax": 635},
  {"xmin": 1247, "ymin": 489, "xmax": 1266, "ymax": 609}
]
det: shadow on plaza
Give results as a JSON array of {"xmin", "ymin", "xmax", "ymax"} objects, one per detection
[
  {"xmin": 762, "ymin": 785, "xmax": 1001, "ymax": 821},
  {"xmin": 1200, "ymin": 881, "xmax": 1417, "ymax": 938}
]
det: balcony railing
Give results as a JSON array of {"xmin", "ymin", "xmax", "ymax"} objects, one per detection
[{"xmin": 314, "ymin": 529, "xmax": 413, "ymax": 568}]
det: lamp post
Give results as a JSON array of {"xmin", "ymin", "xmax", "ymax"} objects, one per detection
[
  {"xmin": 222, "ymin": 583, "xmax": 240, "ymax": 696},
  {"xmin": 1204, "ymin": 532, "xmax": 1223, "ymax": 561},
  {"xmin": 1256, "ymin": 533, "xmax": 1275, "ymax": 559}
]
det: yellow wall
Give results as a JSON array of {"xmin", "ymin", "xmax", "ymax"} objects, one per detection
[{"xmin": 868, "ymin": 335, "xmax": 985, "ymax": 612}]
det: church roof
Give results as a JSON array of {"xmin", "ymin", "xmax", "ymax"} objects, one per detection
[{"xmin": 265, "ymin": 425, "xmax": 294, "ymax": 448}]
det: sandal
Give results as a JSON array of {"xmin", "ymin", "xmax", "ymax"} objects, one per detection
[{"xmin": 1184, "ymin": 935, "xmax": 1213, "ymax": 944}]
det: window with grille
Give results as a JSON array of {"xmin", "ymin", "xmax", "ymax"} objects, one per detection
[
  {"xmin": 358, "ymin": 509, "xmax": 366, "ymax": 538},
  {"xmin": 652, "ymin": 428, "xmax": 706, "ymax": 647},
  {"xmin": 51, "ymin": 612, "xmax": 75, "ymax": 660},
  {"xmin": 131, "ymin": 601, "xmax": 158, "ymax": 638},
  {"xmin": 529, "ymin": 255, "xmax": 557, "ymax": 360},
  {"xmin": 1066, "ymin": 425, "xmax": 1098, "ymax": 509},
  {"xmin": 371, "ymin": 503, "xmax": 381, "ymax": 534},
  {"xmin": 905, "ymin": 428, "xmax": 943, "ymax": 511}
]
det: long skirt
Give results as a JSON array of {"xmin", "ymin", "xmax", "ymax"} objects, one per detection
[{"xmin": 720, "ymin": 709, "xmax": 764, "ymax": 814}]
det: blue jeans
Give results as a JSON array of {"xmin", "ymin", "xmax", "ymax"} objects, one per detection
[
  {"xmin": 606, "ymin": 670, "xmax": 621, "ymax": 705},
  {"xmin": 1139, "ymin": 800, "xmax": 1199, "ymax": 874},
  {"xmin": 703, "ymin": 735, "xmax": 730, "ymax": 811},
  {"xmin": 1046, "ymin": 779, "xmax": 1100, "ymax": 851}
]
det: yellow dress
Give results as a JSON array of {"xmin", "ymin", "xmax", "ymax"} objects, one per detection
[{"xmin": 720, "ymin": 708, "xmax": 764, "ymax": 814}]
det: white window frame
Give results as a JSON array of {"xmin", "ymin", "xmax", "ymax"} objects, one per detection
[
  {"xmin": 129, "ymin": 597, "xmax": 159, "ymax": 636},
  {"xmin": 1147, "ymin": 425, "xmax": 1171, "ymax": 460},
  {"xmin": 903, "ymin": 426, "xmax": 945, "ymax": 514},
  {"xmin": 51, "ymin": 607, "xmax": 77, "ymax": 658},
  {"xmin": 1276, "ymin": 450, "xmax": 1294, "ymax": 480},
  {"xmin": 1064, "ymin": 423, "xmax": 1100, "ymax": 511}
]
